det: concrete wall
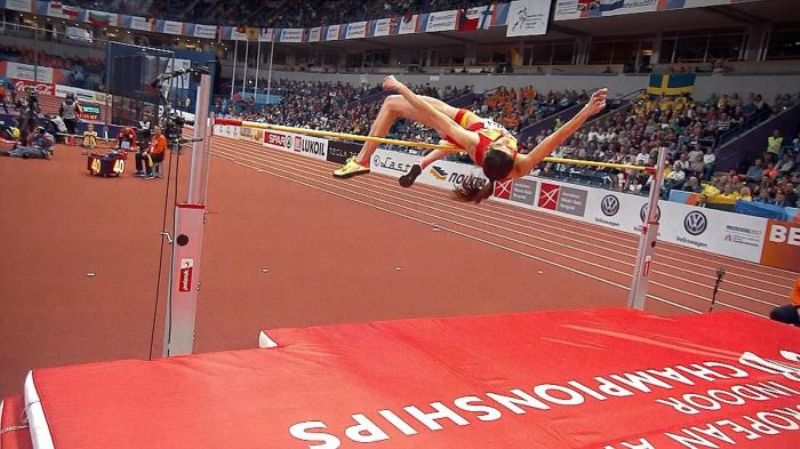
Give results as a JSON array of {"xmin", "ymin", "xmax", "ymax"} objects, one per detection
[{"xmin": 230, "ymin": 70, "xmax": 800, "ymax": 101}]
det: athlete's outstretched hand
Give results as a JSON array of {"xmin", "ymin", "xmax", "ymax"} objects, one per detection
[
  {"xmin": 382, "ymin": 75, "xmax": 405, "ymax": 92},
  {"xmin": 583, "ymin": 88, "xmax": 608, "ymax": 116}
]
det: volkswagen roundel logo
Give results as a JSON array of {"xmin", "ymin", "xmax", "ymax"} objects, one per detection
[
  {"xmin": 640, "ymin": 203, "xmax": 662, "ymax": 223},
  {"xmin": 684, "ymin": 211, "xmax": 708, "ymax": 236},
  {"xmin": 600, "ymin": 195, "xmax": 620, "ymax": 217}
]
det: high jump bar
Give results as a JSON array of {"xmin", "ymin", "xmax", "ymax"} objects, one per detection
[{"xmin": 214, "ymin": 118, "xmax": 653, "ymax": 172}]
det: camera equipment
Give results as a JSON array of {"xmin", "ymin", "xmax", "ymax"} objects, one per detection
[{"xmin": 150, "ymin": 65, "xmax": 208, "ymax": 150}]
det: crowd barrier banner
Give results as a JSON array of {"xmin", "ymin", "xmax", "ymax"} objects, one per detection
[
  {"xmin": 5, "ymin": 62, "xmax": 54, "ymax": 84},
  {"xmin": 554, "ymin": 0, "xmax": 763, "ymax": 21},
  {"xmin": 11, "ymin": 78, "xmax": 55, "ymax": 96},
  {"xmin": 262, "ymin": 130, "xmax": 328, "ymax": 161},
  {"xmin": 54, "ymin": 84, "xmax": 109, "ymax": 104},
  {"xmin": 212, "ymin": 128, "xmax": 798, "ymax": 272},
  {"xmin": 325, "ymin": 140, "xmax": 361, "ymax": 164},
  {"xmin": 761, "ymin": 220, "xmax": 800, "ymax": 270}
]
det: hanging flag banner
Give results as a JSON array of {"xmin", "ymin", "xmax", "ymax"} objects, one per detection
[
  {"xmin": 279, "ymin": 28, "xmax": 304, "ymax": 43},
  {"xmin": 65, "ymin": 25, "xmax": 92, "ymax": 41},
  {"xmin": 229, "ymin": 26, "xmax": 247, "ymax": 41},
  {"xmin": 424, "ymin": 10, "xmax": 458, "ymax": 32},
  {"xmin": 646, "ymin": 73, "xmax": 696, "ymax": 95},
  {"xmin": 372, "ymin": 18, "xmax": 392, "ymax": 37},
  {"xmin": 192, "ymin": 24, "xmax": 218, "ymax": 40},
  {"xmin": 84, "ymin": 9, "xmax": 118, "ymax": 28},
  {"xmin": 398, "ymin": 14, "xmax": 418, "ymax": 34},
  {"xmin": 308, "ymin": 26, "xmax": 322, "ymax": 42},
  {"xmin": 42, "ymin": 1, "xmax": 80, "ymax": 20},
  {"xmin": 458, "ymin": 5, "xmax": 494, "ymax": 31},
  {"xmin": 159, "ymin": 20, "xmax": 184, "ymax": 35},
  {"xmin": 3, "ymin": 0, "xmax": 33, "ymax": 12},
  {"xmin": 325, "ymin": 24, "xmax": 341, "ymax": 41},
  {"xmin": 124, "ymin": 15, "xmax": 153, "ymax": 32},
  {"xmin": 258, "ymin": 28, "xmax": 274, "ymax": 42},
  {"xmin": 506, "ymin": 0, "xmax": 552, "ymax": 37},
  {"xmin": 345, "ymin": 21, "xmax": 368, "ymax": 39}
]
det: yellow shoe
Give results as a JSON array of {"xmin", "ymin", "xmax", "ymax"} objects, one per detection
[{"xmin": 333, "ymin": 157, "xmax": 370, "ymax": 179}]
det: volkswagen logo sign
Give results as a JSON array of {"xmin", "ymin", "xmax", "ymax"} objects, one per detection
[
  {"xmin": 600, "ymin": 195, "xmax": 620, "ymax": 217},
  {"xmin": 285, "ymin": 137, "xmax": 293, "ymax": 150},
  {"xmin": 639, "ymin": 203, "xmax": 662, "ymax": 223},
  {"xmin": 684, "ymin": 211, "xmax": 708, "ymax": 236}
]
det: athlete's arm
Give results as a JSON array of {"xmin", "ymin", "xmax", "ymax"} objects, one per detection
[
  {"xmin": 512, "ymin": 88, "xmax": 607, "ymax": 177},
  {"xmin": 383, "ymin": 76, "xmax": 479, "ymax": 152}
]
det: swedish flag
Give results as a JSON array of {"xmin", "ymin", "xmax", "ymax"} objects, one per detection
[{"xmin": 646, "ymin": 74, "xmax": 696, "ymax": 96}]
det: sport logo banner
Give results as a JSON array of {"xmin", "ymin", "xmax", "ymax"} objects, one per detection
[
  {"xmin": 326, "ymin": 141, "xmax": 360, "ymax": 164},
  {"xmin": 600, "ymin": 194, "xmax": 620, "ymax": 217},
  {"xmin": 683, "ymin": 210, "xmax": 708, "ymax": 236},
  {"xmin": 506, "ymin": 0, "xmax": 552, "ymax": 37},
  {"xmin": 538, "ymin": 183, "xmax": 587, "ymax": 216},
  {"xmin": 510, "ymin": 178, "xmax": 537, "ymax": 205},
  {"xmin": 494, "ymin": 179, "xmax": 512, "ymax": 200}
]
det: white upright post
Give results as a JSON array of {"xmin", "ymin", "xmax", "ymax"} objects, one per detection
[
  {"xmin": 242, "ymin": 42, "xmax": 249, "ymax": 96},
  {"xmin": 163, "ymin": 74, "xmax": 213, "ymax": 357},
  {"xmin": 627, "ymin": 148, "xmax": 668, "ymax": 310},
  {"xmin": 230, "ymin": 40, "xmax": 238, "ymax": 99},
  {"xmin": 266, "ymin": 38, "xmax": 275, "ymax": 102},
  {"xmin": 254, "ymin": 40, "xmax": 261, "ymax": 99}
]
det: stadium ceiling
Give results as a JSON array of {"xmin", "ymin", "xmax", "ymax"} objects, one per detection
[{"xmin": 286, "ymin": 0, "xmax": 800, "ymax": 52}]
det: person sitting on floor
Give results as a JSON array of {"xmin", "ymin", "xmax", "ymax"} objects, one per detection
[
  {"xmin": 770, "ymin": 276, "xmax": 800, "ymax": 326},
  {"xmin": 82, "ymin": 123, "xmax": 98, "ymax": 153},
  {"xmin": 0, "ymin": 126, "xmax": 54, "ymax": 159}
]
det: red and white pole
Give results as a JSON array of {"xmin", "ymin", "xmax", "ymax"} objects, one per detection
[{"xmin": 627, "ymin": 147, "xmax": 667, "ymax": 310}]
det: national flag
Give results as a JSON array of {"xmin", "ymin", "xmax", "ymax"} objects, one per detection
[
  {"xmin": 88, "ymin": 11, "xmax": 111, "ymax": 28},
  {"xmin": 646, "ymin": 74, "xmax": 696, "ymax": 96},
  {"xmin": 245, "ymin": 27, "xmax": 259, "ymax": 41},
  {"xmin": 62, "ymin": 5, "xmax": 80, "ymax": 20},
  {"xmin": 457, "ymin": 6, "xmax": 492, "ymax": 32}
]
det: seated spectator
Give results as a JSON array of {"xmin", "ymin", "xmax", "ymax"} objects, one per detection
[
  {"xmin": 778, "ymin": 153, "xmax": 795, "ymax": 176},
  {"xmin": 82, "ymin": 123, "xmax": 98, "ymax": 153},
  {"xmin": 739, "ymin": 186, "xmax": 753, "ymax": 201},
  {"xmin": 0, "ymin": 126, "xmax": 54, "ymax": 159},
  {"xmin": 754, "ymin": 188, "xmax": 774, "ymax": 204},
  {"xmin": 783, "ymin": 183, "xmax": 799, "ymax": 207},
  {"xmin": 682, "ymin": 176, "xmax": 702, "ymax": 193},
  {"xmin": 703, "ymin": 147, "xmax": 716, "ymax": 179},
  {"xmin": 745, "ymin": 158, "xmax": 764, "ymax": 183}
]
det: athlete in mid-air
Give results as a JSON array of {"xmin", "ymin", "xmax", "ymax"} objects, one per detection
[{"xmin": 333, "ymin": 76, "xmax": 607, "ymax": 203}]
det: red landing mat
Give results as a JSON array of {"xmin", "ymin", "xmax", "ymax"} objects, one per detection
[{"xmin": 25, "ymin": 308, "xmax": 800, "ymax": 449}]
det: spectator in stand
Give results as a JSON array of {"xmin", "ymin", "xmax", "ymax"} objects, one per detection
[
  {"xmin": 703, "ymin": 147, "xmax": 716, "ymax": 179},
  {"xmin": 754, "ymin": 187, "xmax": 774, "ymax": 204},
  {"xmin": 774, "ymin": 191, "xmax": 789, "ymax": 207},
  {"xmin": 783, "ymin": 183, "xmax": 799, "ymax": 207},
  {"xmin": 778, "ymin": 153, "xmax": 795, "ymax": 176},
  {"xmin": 635, "ymin": 147, "xmax": 651, "ymax": 165},
  {"xmin": 739, "ymin": 186, "xmax": 753, "ymax": 201},
  {"xmin": 745, "ymin": 158, "xmax": 764, "ymax": 183},
  {"xmin": 682, "ymin": 176, "xmax": 702, "ymax": 193},
  {"xmin": 664, "ymin": 161, "xmax": 686, "ymax": 195},
  {"xmin": 767, "ymin": 129, "xmax": 783, "ymax": 157}
]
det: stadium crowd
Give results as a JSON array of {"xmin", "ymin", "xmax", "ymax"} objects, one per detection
[
  {"xmin": 540, "ymin": 91, "xmax": 799, "ymax": 208},
  {"xmin": 66, "ymin": 0, "xmax": 488, "ymax": 28},
  {"xmin": 213, "ymin": 79, "xmax": 799, "ymax": 209}
]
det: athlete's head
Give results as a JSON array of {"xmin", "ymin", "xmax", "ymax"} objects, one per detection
[{"xmin": 454, "ymin": 148, "xmax": 514, "ymax": 204}]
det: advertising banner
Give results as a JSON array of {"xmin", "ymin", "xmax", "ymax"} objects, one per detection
[
  {"xmin": 345, "ymin": 21, "xmax": 368, "ymax": 39},
  {"xmin": 506, "ymin": 0, "xmax": 552, "ymax": 37},
  {"xmin": 6, "ymin": 62, "xmax": 53, "ymax": 84},
  {"xmin": 424, "ymin": 10, "xmax": 458, "ymax": 33}
]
